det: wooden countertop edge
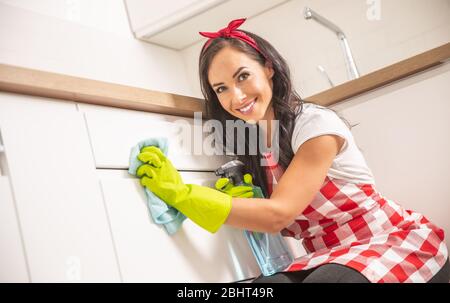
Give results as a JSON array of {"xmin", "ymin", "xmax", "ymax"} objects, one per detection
[
  {"xmin": 0, "ymin": 42, "xmax": 449, "ymax": 116},
  {"xmin": 305, "ymin": 42, "xmax": 450, "ymax": 106},
  {"xmin": 0, "ymin": 64, "xmax": 204, "ymax": 118}
]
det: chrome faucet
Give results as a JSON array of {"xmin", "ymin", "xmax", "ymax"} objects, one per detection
[
  {"xmin": 304, "ymin": 7, "xmax": 360, "ymax": 80},
  {"xmin": 317, "ymin": 65, "xmax": 335, "ymax": 87}
]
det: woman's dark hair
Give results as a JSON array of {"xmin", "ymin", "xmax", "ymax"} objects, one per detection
[{"xmin": 198, "ymin": 30, "xmax": 351, "ymax": 197}]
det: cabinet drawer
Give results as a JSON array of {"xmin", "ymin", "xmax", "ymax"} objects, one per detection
[
  {"xmin": 98, "ymin": 169, "xmax": 260, "ymax": 282},
  {"xmin": 78, "ymin": 104, "xmax": 231, "ymax": 171}
]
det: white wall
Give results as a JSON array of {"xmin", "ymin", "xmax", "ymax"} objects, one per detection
[
  {"xmin": 0, "ymin": 0, "xmax": 193, "ymax": 96},
  {"xmin": 182, "ymin": 0, "xmax": 450, "ymax": 99},
  {"xmin": 2, "ymin": 0, "xmax": 447, "ymax": 100}
]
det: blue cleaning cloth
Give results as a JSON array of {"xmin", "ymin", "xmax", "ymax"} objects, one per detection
[{"xmin": 128, "ymin": 137, "xmax": 186, "ymax": 235}]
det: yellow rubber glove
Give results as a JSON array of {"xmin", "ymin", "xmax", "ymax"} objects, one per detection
[
  {"xmin": 136, "ymin": 146, "xmax": 232, "ymax": 233},
  {"xmin": 215, "ymin": 173, "xmax": 254, "ymax": 198}
]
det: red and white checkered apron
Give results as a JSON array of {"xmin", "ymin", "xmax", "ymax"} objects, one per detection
[{"xmin": 262, "ymin": 152, "xmax": 448, "ymax": 283}]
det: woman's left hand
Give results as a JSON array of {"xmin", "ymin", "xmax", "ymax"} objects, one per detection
[{"xmin": 215, "ymin": 173, "xmax": 254, "ymax": 198}]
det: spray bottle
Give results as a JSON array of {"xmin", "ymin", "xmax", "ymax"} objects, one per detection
[{"xmin": 215, "ymin": 160, "xmax": 294, "ymax": 276}]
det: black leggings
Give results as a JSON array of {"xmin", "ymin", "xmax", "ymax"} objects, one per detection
[{"xmin": 252, "ymin": 258, "xmax": 450, "ymax": 283}]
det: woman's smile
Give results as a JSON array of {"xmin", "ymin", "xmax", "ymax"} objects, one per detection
[{"xmin": 236, "ymin": 97, "xmax": 257, "ymax": 115}]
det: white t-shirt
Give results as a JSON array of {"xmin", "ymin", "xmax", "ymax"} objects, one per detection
[{"xmin": 291, "ymin": 103, "xmax": 376, "ymax": 185}]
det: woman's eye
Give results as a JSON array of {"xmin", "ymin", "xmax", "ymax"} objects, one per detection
[
  {"xmin": 238, "ymin": 73, "xmax": 249, "ymax": 81},
  {"xmin": 215, "ymin": 73, "xmax": 249, "ymax": 94}
]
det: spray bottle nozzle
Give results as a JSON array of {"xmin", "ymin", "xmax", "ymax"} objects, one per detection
[{"xmin": 214, "ymin": 160, "xmax": 246, "ymax": 186}]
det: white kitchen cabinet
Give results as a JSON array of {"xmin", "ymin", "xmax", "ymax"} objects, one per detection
[
  {"xmin": 79, "ymin": 102, "xmax": 261, "ymax": 282},
  {"xmin": 125, "ymin": 0, "xmax": 289, "ymax": 49},
  {"xmin": 0, "ymin": 91, "xmax": 263, "ymax": 282},
  {"xmin": 0, "ymin": 93, "xmax": 121, "ymax": 282},
  {"xmin": 0, "ymin": 89, "xmax": 272, "ymax": 282},
  {"xmin": 0, "ymin": 176, "xmax": 29, "ymax": 282},
  {"xmin": 78, "ymin": 103, "xmax": 231, "ymax": 170},
  {"xmin": 98, "ymin": 169, "xmax": 260, "ymax": 282}
]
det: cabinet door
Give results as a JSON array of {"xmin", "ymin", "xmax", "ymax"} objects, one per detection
[
  {"xmin": 0, "ymin": 176, "xmax": 29, "ymax": 282},
  {"xmin": 125, "ymin": 0, "xmax": 290, "ymax": 49},
  {"xmin": 98, "ymin": 169, "xmax": 260, "ymax": 282},
  {"xmin": 78, "ymin": 103, "xmax": 231, "ymax": 171},
  {"xmin": 0, "ymin": 93, "xmax": 121, "ymax": 282}
]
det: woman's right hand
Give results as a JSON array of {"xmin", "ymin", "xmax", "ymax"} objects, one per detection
[{"xmin": 214, "ymin": 173, "xmax": 254, "ymax": 198}]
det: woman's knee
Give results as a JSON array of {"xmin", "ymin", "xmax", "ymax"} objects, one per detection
[
  {"xmin": 252, "ymin": 272, "xmax": 295, "ymax": 283},
  {"xmin": 252, "ymin": 270, "xmax": 313, "ymax": 283},
  {"xmin": 302, "ymin": 263, "xmax": 370, "ymax": 283}
]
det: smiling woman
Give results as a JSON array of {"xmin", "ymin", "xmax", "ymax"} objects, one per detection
[{"xmin": 187, "ymin": 18, "xmax": 450, "ymax": 283}]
